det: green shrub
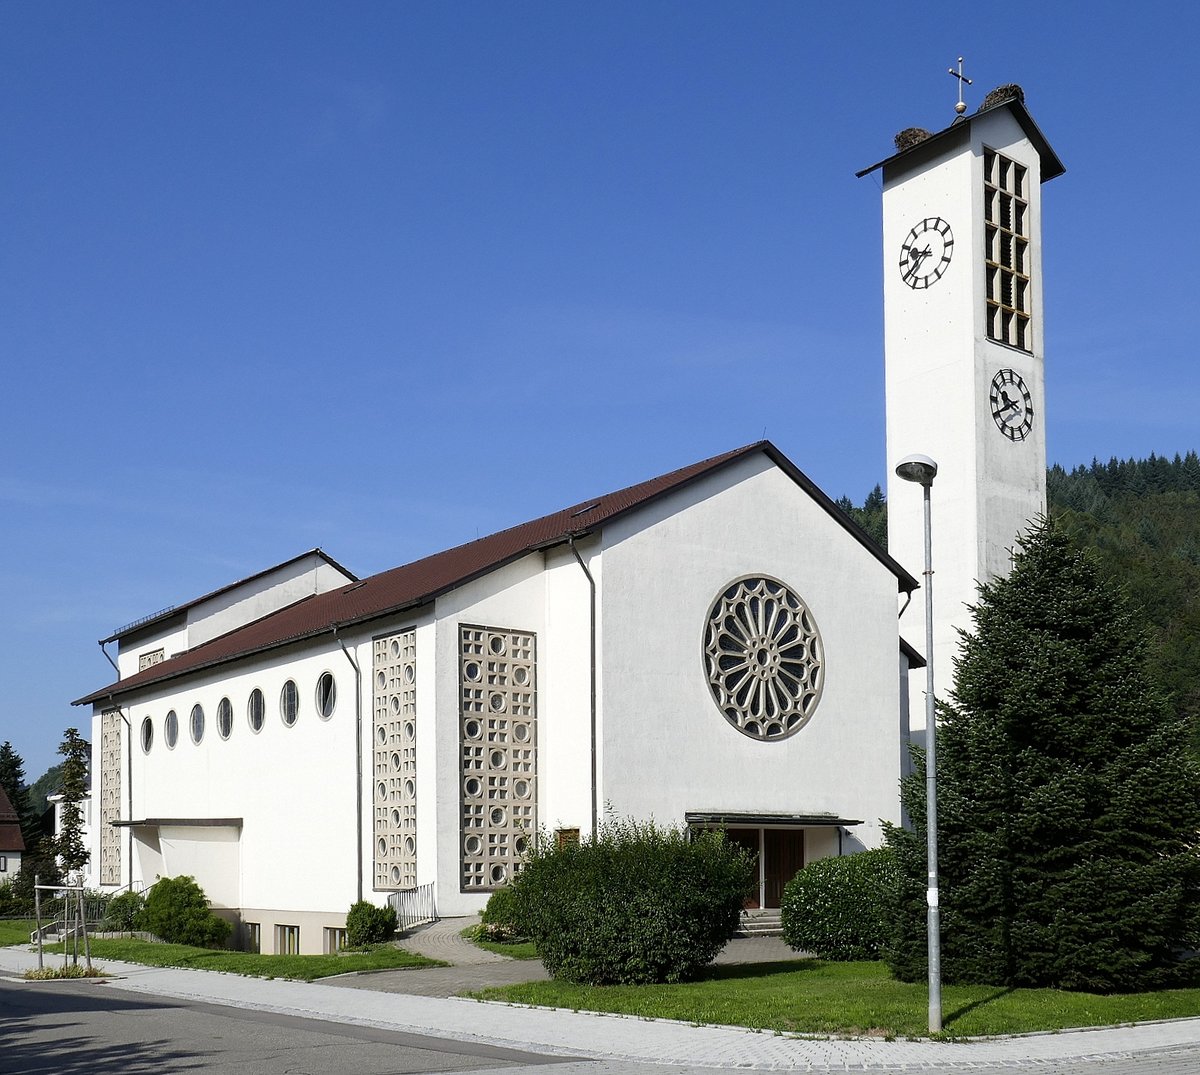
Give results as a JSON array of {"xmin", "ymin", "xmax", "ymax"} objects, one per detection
[
  {"xmin": 478, "ymin": 885, "xmax": 527, "ymax": 942},
  {"xmin": 510, "ymin": 817, "xmax": 755, "ymax": 985},
  {"xmin": 101, "ymin": 890, "xmax": 145, "ymax": 932},
  {"xmin": 781, "ymin": 847, "xmax": 897, "ymax": 960},
  {"xmin": 5, "ymin": 852, "xmax": 63, "ymax": 916},
  {"xmin": 137, "ymin": 876, "xmax": 231, "ymax": 949},
  {"xmin": 345, "ymin": 900, "xmax": 397, "ymax": 947}
]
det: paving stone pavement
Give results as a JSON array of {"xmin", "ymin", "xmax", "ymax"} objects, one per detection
[
  {"xmin": 5, "ymin": 930, "xmax": 1200, "ymax": 1072},
  {"xmin": 373, "ymin": 916, "xmax": 797, "ymax": 997}
]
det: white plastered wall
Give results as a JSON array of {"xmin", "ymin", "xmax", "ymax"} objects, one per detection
[
  {"xmin": 597, "ymin": 452, "xmax": 904, "ymax": 855},
  {"xmin": 99, "ymin": 640, "xmax": 361, "ymax": 920}
]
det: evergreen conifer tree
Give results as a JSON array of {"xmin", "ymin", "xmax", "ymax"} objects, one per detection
[
  {"xmin": 886, "ymin": 517, "xmax": 1200, "ymax": 992},
  {"xmin": 54, "ymin": 728, "xmax": 91, "ymax": 880}
]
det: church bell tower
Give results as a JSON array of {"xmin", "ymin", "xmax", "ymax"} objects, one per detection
[{"xmin": 858, "ymin": 80, "xmax": 1064, "ymax": 725}]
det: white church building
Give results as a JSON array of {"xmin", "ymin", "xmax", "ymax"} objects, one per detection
[
  {"xmin": 75, "ymin": 443, "xmax": 920, "ymax": 954},
  {"xmin": 73, "ymin": 85, "xmax": 1061, "ymax": 956}
]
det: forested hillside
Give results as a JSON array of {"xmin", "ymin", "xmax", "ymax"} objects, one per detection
[
  {"xmin": 839, "ymin": 451, "xmax": 1200, "ymax": 750},
  {"xmin": 1047, "ymin": 453, "xmax": 1200, "ymax": 750}
]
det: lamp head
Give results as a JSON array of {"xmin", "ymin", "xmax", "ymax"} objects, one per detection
[{"xmin": 895, "ymin": 453, "xmax": 938, "ymax": 487}]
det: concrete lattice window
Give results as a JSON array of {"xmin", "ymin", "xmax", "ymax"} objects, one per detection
[
  {"xmin": 100, "ymin": 711, "xmax": 122, "ymax": 884},
  {"xmin": 703, "ymin": 576, "xmax": 824, "ymax": 741},
  {"xmin": 247, "ymin": 688, "xmax": 265, "ymax": 733},
  {"xmin": 216, "ymin": 697, "xmax": 233, "ymax": 740},
  {"xmin": 280, "ymin": 680, "xmax": 299, "ymax": 727},
  {"xmin": 164, "ymin": 709, "xmax": 179, "ymax": 749},
  {"xmin": 373, "ymin": 630, "xmax": 417, "ymax": 890},
  {"xmin": 460, "ymin": 625, "xmax": 536, "ymax": 891}
]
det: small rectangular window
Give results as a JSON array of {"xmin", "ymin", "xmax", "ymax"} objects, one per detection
[
  {"xmin": 0, "ymin": 856, "xmax": 7, "ymax": 872},
  {"xmin": 243, "ymin": 922, "xmax": 260, "ymax": 953},
  {"xmin": 555, "ymin": 828, "xmax": 580, "ymax": 850},
  {"xmin": 275, "ymin": 924, "xmax": 300, "ymax": 955},
  {"xmin": 324, "ymin": 926, "xmax": 348, "ymax": 954}
]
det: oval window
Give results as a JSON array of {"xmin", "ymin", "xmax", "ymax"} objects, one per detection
[
  {"xmin": 190, "ymin": 704, "xmax": 205, "ymax": 744},
  {"xmin": 315, "ymin": 672, "xmax": 336, "ymax": 719},
  {"xmin": 217, "ymin": 697, "xmax": 233, "ymax": 740},
  {"xmin": 247, "ymin": 688, "xmax": 265, "ymax": 733},
  {"xmin": 280, "ymin": 680, "xmax": 299, "ymax": 727}
]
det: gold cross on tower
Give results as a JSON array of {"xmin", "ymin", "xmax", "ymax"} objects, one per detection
[{"xmin": 947, "ymin": 56, "xmax": 972, "ymax": 115}]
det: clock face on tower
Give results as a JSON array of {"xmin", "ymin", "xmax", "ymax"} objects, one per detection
[
  {"xmin": 899, "ymin": 217, "xmax": 954, "ymax": 289},
  {"xmin": 990, "ymin": 368, "xmax": 1034, "ymax": 442}
]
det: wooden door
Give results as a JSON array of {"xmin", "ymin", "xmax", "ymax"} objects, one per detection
[{"xmin": 763, "ymin": 829, "xmax": 804, "ymax": 908}]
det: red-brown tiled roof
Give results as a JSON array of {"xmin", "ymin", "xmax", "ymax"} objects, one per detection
[
  {"xmin": 0, "ymin": 785, "xmax": 26, "ymax": 853},
  {"xmin": 75, "ymin": 441, "xmax": 917, "ymax": 706}
]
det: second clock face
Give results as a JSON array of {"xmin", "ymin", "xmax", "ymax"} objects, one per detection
[
  {"xmin": 990, "ymin": 369, "xmax": 1034, "ymax": 441},
  {"xmin": 899, "ymin": 217, "xmax": 954, "ymax": 289}
]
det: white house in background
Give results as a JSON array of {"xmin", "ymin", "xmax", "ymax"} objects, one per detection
[
  {"xmin": 0, "ymin": 785, "xmax": 26, "ymax": 880},
  {"xmin": 74, "ymin": 442, "xmax": 920, "ymax": 954}
]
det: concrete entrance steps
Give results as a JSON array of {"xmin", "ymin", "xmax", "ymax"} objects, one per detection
[{"xmin": 737, "ymin": 908, "xmax": 783, "ymax": 936}]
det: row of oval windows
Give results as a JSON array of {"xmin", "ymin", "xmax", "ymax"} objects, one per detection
[{"xmin": 140, "ymin": 673, "xmax": 337, "ymax": 753}]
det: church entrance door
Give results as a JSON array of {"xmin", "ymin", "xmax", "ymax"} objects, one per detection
[
  {"xmin": 725, "ymin": 828, "xmax": 761, "ymax": 909},
  {"xmin": 763, "ymin": 829, "xmax": 804, "ymax": 909}
]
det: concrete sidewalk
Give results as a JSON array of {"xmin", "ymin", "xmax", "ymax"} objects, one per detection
[{"xmin": 4, "ymin": 938, "xmax": 1200, "ymax": 1071}]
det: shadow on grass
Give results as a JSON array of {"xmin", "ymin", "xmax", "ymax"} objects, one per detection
[
  {"xmin": 694, "ymin": 959, "xmax": 832, "ymax": 983},
  {"xmin": 943, "ymin": 986, "xmax": 1015, "ymax": 1028}
]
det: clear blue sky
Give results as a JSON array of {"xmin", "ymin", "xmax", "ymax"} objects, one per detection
[{"xmin": 2, "ymin": 3, "xmax": 1196, "ymax": 780}]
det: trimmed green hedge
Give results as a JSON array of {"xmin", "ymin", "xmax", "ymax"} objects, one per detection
[
  {"xmin": 137, "ymin": 876, "xmax": 231, "ymax": 949},
  {"xmin": 781, "ymin": 847, "xmax": 897, "ymax": 960},
  {"xmin": 345, "ymin": 900, "xmax": 397, "ymax": 947},
  {"xmin": 510, "ymin": 817, "xmax": 755, "ymax": 985},
  {"xmin": 478, "ymin": 884, "xmax": 527, "ymax": 942}
]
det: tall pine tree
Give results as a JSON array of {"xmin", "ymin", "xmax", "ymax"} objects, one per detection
[{"xmin": 887, "ymin": 517, "xmax": 1200, "ymax": 992}]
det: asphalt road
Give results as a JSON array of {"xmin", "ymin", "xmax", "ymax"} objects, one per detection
[
  {"xmin": 5, "ymin": 974, "xmax": 1200, "ymax": 1075},
  {"xmin": 0, "ymin": 977, "xmax": 565, "ymax": 1074}
]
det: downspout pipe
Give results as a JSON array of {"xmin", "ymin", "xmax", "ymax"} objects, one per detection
[
  {"xmin": 568, "ymin": 535, "xmax": 598, "ymax": 840},
  {"xmin": 334, "ymin": 626, "xmax": 364, "ymax": 903},
  {"xmin": 100, "ymin": 641, "xmax": 119, "ymax": 676}
]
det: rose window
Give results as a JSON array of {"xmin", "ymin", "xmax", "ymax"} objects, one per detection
[{"xmin": 703, "ymin": 576, "xmax": 824, "ymax": 741}]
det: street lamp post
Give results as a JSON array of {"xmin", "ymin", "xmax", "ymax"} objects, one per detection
[{"xmin": 895, "ymin": 453, "xmax": 941, "ymax": 1034}]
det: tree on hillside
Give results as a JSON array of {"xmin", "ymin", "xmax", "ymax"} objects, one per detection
[
  {"xmin": 27, "ymin": 762, "xmax": 65, "ymax": 819},
  {"xmin": 0, "ymin": 741, "xmax": 40, "ymax": 851},
  {"xmin": 54, "ymin": 728, "xmax": 91, "ymax": 880},
  {"xmin": 836, "ymin": 483, "xmax": 888, "ymax": 549},
  {"xmin": 886, "ymin": 516, "xmax": 1200, "ymax": 992}
]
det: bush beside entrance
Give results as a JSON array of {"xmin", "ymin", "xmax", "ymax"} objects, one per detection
[{"xmin": 510, "ymin": 818, "xmax": 755, "ymax": 985}]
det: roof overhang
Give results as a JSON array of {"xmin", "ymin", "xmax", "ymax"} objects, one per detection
[
  {"xmin": 685, "ymin": 811, "xmax": 862, "ymax": 828},
  {"xmin": 856, "ymin": 97, "xmax": 1064, "ymax": 183}
]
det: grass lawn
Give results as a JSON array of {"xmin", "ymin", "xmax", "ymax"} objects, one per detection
[
  {"xmin": 0, "ymin": 919, "xmax": 37, "ymax": 946},
  {"xmin": 474, "ymin": 959, "xmax": 1200, "ymax": 1038},
  {"xmin": 36, "ymin": 937, "xmax": 443, "ymax": 982}
]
